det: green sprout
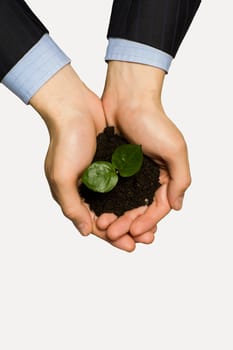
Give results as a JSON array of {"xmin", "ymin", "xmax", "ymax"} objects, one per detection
[{"xmin": 81, "ymin": 144, "xmax": 143, "ymax": 193}]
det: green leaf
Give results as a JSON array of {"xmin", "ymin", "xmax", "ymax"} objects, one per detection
[
  {"xmin": 81, "ymin": 161, "xmax": 118, "ymax": 193},
  {"xmin": 112, "ymin": 144, "xmax": 143, "ymax": 177}
]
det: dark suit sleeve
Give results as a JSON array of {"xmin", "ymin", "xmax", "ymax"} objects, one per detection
[
  {"xmin": 0, "ymin": 0, "xmax": 48, "ymax": 80},
  {"xmin": 107, "ymin": 0, "xmax": 201, "ymax": 57}
]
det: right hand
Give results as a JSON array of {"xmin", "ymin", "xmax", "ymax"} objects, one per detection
[{"xmin": 98, "ymin": 61, "xmax": 191, "ymax": 242}]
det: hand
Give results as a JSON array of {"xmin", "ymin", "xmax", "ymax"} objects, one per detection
[
  {"xmin": 98, "ymin": 61, "xmax": 191, "ymax": 243},
  {"xmin": 30, "ymin": 64, "xmax": 138, "ymax": 252}
]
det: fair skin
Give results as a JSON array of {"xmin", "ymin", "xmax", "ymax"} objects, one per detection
[
  {"xmin": 97, "ymin": 61, "xmax": 192, "ymax": 242},
  {"xmin": 30, "ymin": 62, "xmax": 191, "ymax": 252},
  {"xmin": 30, "ymin": 64, "xmax": 152, "ymax": 252}
]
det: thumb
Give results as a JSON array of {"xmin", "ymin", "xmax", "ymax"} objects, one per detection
[
  {"xmin": 51, "ymin": 179, "xmax": 93, "ymax": 236},
  {"xmin": 166, "ymin": 153, "xmax": 192, "ymax": 211}
]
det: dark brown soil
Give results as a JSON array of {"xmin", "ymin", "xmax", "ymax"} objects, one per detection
[{"xmin": 79, "ymin": 127, "xmax": 161, "ymax": 216}]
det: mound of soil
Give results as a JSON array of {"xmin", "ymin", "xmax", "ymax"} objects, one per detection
[{"xmin": 79, "ymin": 127, "xmax": 161, "ymax": 216}]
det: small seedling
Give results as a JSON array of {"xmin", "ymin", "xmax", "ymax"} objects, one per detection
[{"xmin": 82, "ymin": 144, "xmax": 143, "ymax": 193}]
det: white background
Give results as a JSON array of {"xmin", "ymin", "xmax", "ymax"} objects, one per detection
[{"xmin": 0, "ymin": 1, "xmax": 232, "ymax": 349}]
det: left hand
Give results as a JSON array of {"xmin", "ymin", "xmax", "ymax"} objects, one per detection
[{"xmin": 97, "ymin": 61, "xmax": 191, "ymax": 244}]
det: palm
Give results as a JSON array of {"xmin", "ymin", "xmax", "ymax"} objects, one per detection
[{"xmin": 96, "ymin": 98, "xmax": 172, "ymax": 241}]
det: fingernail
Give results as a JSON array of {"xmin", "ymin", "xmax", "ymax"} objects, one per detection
[
  {"xmin": 77, "ymin": 223, "xmax": 90, "ymax": 236},
  {"xmin": 174, "ymin": 196, "xmax": 184, "ymax": 210}
]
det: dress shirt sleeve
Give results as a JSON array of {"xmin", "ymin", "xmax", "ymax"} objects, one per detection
[
  {"xmin": 1, "ymin": 34, "xmax": 71, "ymax": 104},
  {"xmin": 105, "ymin": 38, "xmax": 173, "ymax": 73},
  {"xmin": 0, "ymin": 1, "xmax": 70, "ymax": 104}
]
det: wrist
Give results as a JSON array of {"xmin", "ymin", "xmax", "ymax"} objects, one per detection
[
  {"xmin": 30, "ymin": 65, "xmax": 88, "ymax": 127},
  {"xmin": 30, "ymin": 64, "xmax": 106, "ymax": 136},
  {"xmin": 104, "ymin": 61, "xmax": 165, "ymax": 104}
]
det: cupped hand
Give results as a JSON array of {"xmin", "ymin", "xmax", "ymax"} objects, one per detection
[
  {"xmin": 30, "ymin": 64, "xmax": 138, "ymax": 252},
  {"xmin": 97, "ymin": 61, "xmax": 191, "ymax": 243}
]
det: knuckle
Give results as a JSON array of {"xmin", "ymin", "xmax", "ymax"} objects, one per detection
[
  {"xmin": 107, "ymin": 226, "xmax": 119, "ymax": 241},
  {"xmin": 62, "ymin": 206, "xmax": 78, "ymax": 220},
  {"xmin": 172, "ymin": 136, "xmax": 187, "ymax": 155},
  {"xmin": 44, "ymin": 165, "xmax": 49, "ymax": 180},
  {"xmin": 48, "ymin": 172, "xmax": 69, "ymax": 188},
  {"xmin": 182, "ymin": 175, "xmax": 192, "ymax": 190},
  {"xmin": 47, "ymin": 172, "xmax": 59, "ymax": 186},
  {"xmin": 50, "ymin": 188, "xmax": 58, "ymax": 202}
]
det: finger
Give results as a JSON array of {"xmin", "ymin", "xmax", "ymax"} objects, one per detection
[
  {"xmin": 91, "ymin": 221, "xmax": 136, "ymax": 253},
  {"xmin": 134, "ymin": 231, "xmax": 156, "ymax": 244},
  {"xmin": 51, "ymin": 179, "xmax": 92, "ymax": 236},
  {"xmin": 106, "ymin": 206, "xmax": 147, "ymax": 241},
  {"xmin": 111, "ymin": 235, "xmax": 136, "ymax": 252},
  {"xmin": 166, "ymin": 143, "xmax": 192, "ymax": 210},
  {"xmin": 130, "ymin": 184, "xmax": 171, "ymax": 236},
  {"xmin": 159, "ymin": 168, "xmax": 170, "ymax": 185},
  {"xmin": 96, "ymin": 213, "xmax": 118, "ymax": 230}
]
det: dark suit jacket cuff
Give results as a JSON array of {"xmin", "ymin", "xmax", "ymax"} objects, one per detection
[
  {"xmin": 107, "ymin": 0, "xmax": 201, "ymax": 57},
  {"xmin": 0, "ymin": 0, "xmax": 48, "ymax": 80}
]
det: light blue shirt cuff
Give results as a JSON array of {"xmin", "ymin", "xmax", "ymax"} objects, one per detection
[
  {"xmin": 105, "ymin": 38, "xmax": 173, "ymax": 73},
  {"xmin": 1, "ymin": 34, "xmax": 71, "ymax": 104}
]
